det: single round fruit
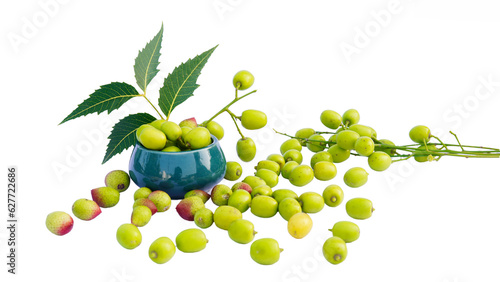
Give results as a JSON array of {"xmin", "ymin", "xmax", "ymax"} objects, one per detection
[
  {"xmin": 320, "ymin": 110, "xmax": 342, "ymax": 129},
  {"xmin": 104, "ymin": 170, "xmax": 130, "ymax": 192},
  {"xmin": 162, "ymin": 146, "xmax": 181, "ymax": 152},
  {"xmin": 409, "ymin": 125, "xmax": 431, "ymax": 144},
  {"xmin": 160, "ymin": 121, "xmax": 183, "ymax": 142},
  {"xmin": 343, "ymin": 167, "xmax": 369, "ymax": 188},
  {"xmin": 134, "ymin": 187, "xmax": 152, "ymax": 201},
  {"xmin": 131, "ymin": 206, "xmax": 152, "ymax": 227},
  {"xmin": 255, "ymin": 160, "xmax": 281, "ymax": 176},
  {"xmin": 175, "ymin": 228, "xmax": 208, "ymax": 253},
  {"xmin": 323, "ymin": 236, "xmax": 347, "ymax": 264},
  {"xmin": 375, "ymin": 139, "xmax": 397, "ymax": 156},
  {"xmin": 313, "ymin": 161, "xmax": 337, "ymax": 181},
  {"xmin": 116, "ymin": 223, "xmax": 142, "ymax": 249},
  {"xmin": 368, "ymin": 151, "xmax": 392, "ymax": 171},
  {"xmin": 336, "ymin": 130, "xmax": 360, "ymax": 151},
  {"xmin": 136, "ymin": 124, "xmax": 154, "ymax": 140},
  {"xmin": 310, "ymin": 151, "xmax": 333, "ymax": 168},
  {"xmin": 298, "ymin": 192, "xmax": 325, "ymax": 213},
  {"xmin": 345, "ymin": 198, "xmax": 374, "ymax": 220},
  {"xmin": 288, "ymin": 213, "xmax": 313, "ymax": 239},
  {"xmin": 322, "ymin": 185, "xmax": 344, "ymax": 207},
  {"xmin": 231, "ymin": 182, "xmax": 252, "ymax": 194},
  {"xmin": 295, "ymin": 128, "xmax": 316, "ymax": 146},
  {"xmin": 327, "ymin": 134, "xmax": 337, "ymax": 147},
  {"xmin": 228, "ymin": 219, "xmax": 256, "ymax": 244},
  {"xmin": 184, "ymin": 190, "xmax": 210, "ymax": 203},
  {"xmin": 251, "ymin": 185, "xmax": 273, "ymax": 197},
  {"xmin": 349, "ymin": 124, "xmax": 376, "ymax": 138},
  {"xmin": 250, "ymin": 196, "xmax": 278, "ymax": 218},
  {"xmin": 237, "ymin": 137, "xmax": 256, "ymax": 162},
  {"xmin": 72, "ymin": 198, "xmax": 101, "ymax": 221},
  {"xmin": 242, "ymin": 175, "xmax": 267, "ymax": 189},
  {"xmin": 91, "ymin": 186, "xmax": 120, "ymax": 208},
  {"xmin": 281, "ymin": 161, "xmax": 299, "ymax": 179},
  {"xmin": 150, "ymin": 119, "xmax": 166, "ymax": 130},
  {"xmin": 179, "ymin": 117, "xmax": 197, "ymax": 129},
  {"xmin": 149, "ymin": 237, "xmax": 176, "ymax": 264},
  {"xmin": 211, "ymin": 184, "xmax": 233, "ymax": 206},
  {"xmin": 267, "ymin": 154, "xmax": 286, "ymax": 169},
  {"xmin": 133, "ymin": 198, "xmax": 158, "ymax": 215},
  {"xmin": 255, "ymin": 168, "xmax": 279, "ymax": 188},
  {"xmin": 289, "ymin": 165, "xmax": 314, "ymax": 187},
  {"xmin": 354, "ymin": 136, "xmax": 375, "ymax": 156},
  {"xmin": 46, "ymin": 211, "xmax": 73, "ymax": 236},
  {"xmin": 240, "ymin": 110, "xmax": 267, "ymax": 130},
  {"xmin": 175, "ymin": 196, "xmax": 205, "ymax": 221},
  {"xmin": 283, "ymin": 149, "xmax": 303, "ymax": 164},
  {"xmin": 250, "ymin": 238, "xmax": 282, "ymax": 265},
  {"xmin": 213, "ymin": 206, "xmax": 242, "ymax": 230},
  {"xmin": 148, "ymin": 190, "xmax": 172, "ymax": 212},
  {"xmin": 272, "ymin": 189, "xmax": 299, "ymax": 203},
  {"xmin": 205, "ymin": 120, "xmax": 224, "ymax": 140},
  {"xmin": 278, "ymin": 197, "xmax": 302, "ymax": 221},
  {"xmin": 280, "ymin": 139, "xmax": 302, "ymax": 155},
  {"xmin": 329, "ymin": 221, "xmax": 360, "ymax": 243},
  {"xmin": 184, "ymin": 127, "xmax": 212, "ymax": 150},
  {"xmin": 139, "ymin": 127, "xmax": 167, "ymax": 150},
  {"xmin": 228, "ymin": 189, "xmax": 252, "ymax": 213},
  {"xmin": 225, "ymin": 161, "xmax": 243, "ymax": 181},
  {"xmin": 233, "ymin": 70, "xmax": 254, "ymax": 90},
  {"xmin": 306, "ymin": 134, "xmax": 326, "ymax": 152},
  {"xmin": 328, "ymin": 145, "xmax": 351, "ymax": 163},
  {"xmin": 342, "ymin": 109, "xmax": 360, "ymax": 126},
  {"xmin": 194, "ymin": 208, "xmax": 214, "ymax": 229}
]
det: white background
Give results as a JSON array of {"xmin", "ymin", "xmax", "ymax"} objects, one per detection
[{"xmin": 2, "ymin": 1, "xmax": 500, "ymax": 282}]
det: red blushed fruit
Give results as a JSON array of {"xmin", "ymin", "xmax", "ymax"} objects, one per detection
[
  {"xmin": 179, "ymin": 117, "xmax": 198, "ymax": 128},
  {"xmin": 58, "ymin": 217, "xmax": 74, "ymax": 235},
  {"xmin": 184, "ymin": 190, "xmax": 210, "ymax": 203},
  {"xmin": 175, "ymin": 197, "xmax": 205, "ymax": 221},
  {"xmin": 133, "ymin": 198, "xmax": 158, "ymax": 215},
  {"xmin": 232, "ymin": 182, "xmax": 252, "ymax": 194}
]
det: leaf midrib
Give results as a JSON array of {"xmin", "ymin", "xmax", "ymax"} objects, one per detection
[
  {"xmin": 103, "ymin": 128, "xmax": 137, "ymax": 163},
  {"xmin": 141, "ymin": 28, "xmax": 162, "ymax": 92},
  {"xmin": 67, "ymin": 94, "xmax": 141, "ymax": 120}
]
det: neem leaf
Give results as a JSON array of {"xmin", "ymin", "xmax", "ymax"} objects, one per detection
[
  {"xmin": 134, "ymin": 23, "xmax": 164, "ymax": 92},
  {"xmin": 158, "ymin": 45, "xmax": 218, "ymax": 120},
  {"xmin": 60, "ymin": 82, "xmax": 141, "ymax": 125},
  {"xmin": 102, "ymin": 112, "xmax": 156, "ymax": 164}
]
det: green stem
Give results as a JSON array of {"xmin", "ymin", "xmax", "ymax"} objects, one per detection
[
  {"xmin": 229, "ymin": 111, "xmax": 245, "ymax": 139},
  {"xmin": 450, "ymin": 131, "xmax": 465, "ymax": 151},
  {"xmin": 141, "ymin": 94, "xmax": 165, "ymax": 120},
  {"xmin": 205, "ymin": 90, "xmax": 257, "ymax": 125}
]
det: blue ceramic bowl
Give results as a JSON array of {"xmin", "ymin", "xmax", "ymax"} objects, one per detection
[{"xmin": 129, "ymin": 136, "xmax": 226, "ymax": 199}]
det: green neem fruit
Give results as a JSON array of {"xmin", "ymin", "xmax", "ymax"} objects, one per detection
[
  {"xmin": 233, "ymin": 70, "xmax": 254, "ymax": 90},
  {"xmin": 194, "ymin": 208, "xmax": 214, "ymax": 229},
  {"xmin": 134, "ymin": 187, "xmax": 152, "ymax": 201},
  {"xmin": 251, "ymin": 195, "xmax": 278, "ymax": 218},
  {"xmin": 278, "ymin": 197, "xmax": 302, "ymax": 221},
  {"xmin": 329, "ymin": 221, "xmax": 360, "ymax": 243},
  {"xmin": 105, "ymin": 170, "xmax": 130, "ymax": 192},
  {"xmin": 288, "ymin": 212, "xmax": 313, "ymax": 239},
  {"xmin": 149, "ymin": 237, "xmax": 176, "ymax": 264},
  {"xmin": 320, "ymin": 110, "xmax": 342, "ymax": 129},
  {"xmin": 272, "ymin": 189, "xmax": 298, "ymax": 203},
  {"xmin": 255, "ymin": 169, "xmax": 279, "ymax": 188},
  {"xmin": 180, "ymin": 126, "xmax": 193, "ymax": 141},
  {"xmin": 160, "ymin": 121, "xmax": 183, "ymax": 141},
  {"xmin": 255, "ymin": 160, "xmax": 281, "ymax": 176},
  {"xmin": 310, "ymin": 151, "xmax": 334, "ymax": 168},
  {"xmin": 241, "ymin": 110, "xmax": 267, "ymax": 130},
  {"xmin": 323, "ymin": 236, "xmax": 347, "ymax": 264},
  {"xmin": 228, "ymin": 219, "xmax": 256, "ymax": 244},
  {"xmin": 368, "ymin": 151, "xmax": 392, "ymax": 171},
  {"xmin": 148, "ymin": 190, "xmax": 172, "ymax": 212},
  {"xmin": 210, "ymin": 184, "xmax": 232, "ymax": 206},
  {"xmin": 116, "ymin": 223, "xmax": 142, "ymax": 250},
  {"xmin": 184, "ymin": 127, "xmax": 212, "ymax": 150},
  {"xmin": 131, "ymin": 206, "xmax": 152, "ymax": 227},
  {"xmin": 251, "ymin": 185, "xmax": 273, "ymax": 197},
  {"xmin": 343, "ymin": 167, "xmax": 368, "ymax": 188},
  {"xmin": 349, "ymin": 124, "xmax": 376, "ymax": 138},
  {"xmin": 91, "ymin": 187, "xmax": 120, "ymax": 208},
  {"xmin": 228, "ymin": 189, "xmax": 252, "ymax": 213},
  {"xmin": 46, "ymin": 211, "xmax": 73, "ymax": 236},
  {"xmin": 242, "ymin": 175, "xmax": 267, "ymax": 189},
  {"xmin": 281, "ymin": 161, "xmax": 299, "ymax": 179},
  {"xmin": 225, "ymin": 161, "xmax": 243, "ymax": 181},
  {"xmin": 414, "ymin": 144, "xmax": 438, "ymax": 162},
  {"xmin": 306, "ymin": 134, "xmax": 326, "ymax": 152},
  {"xmin": 231, "ymin": 182, "xmax": 252, "ymax": 194},
  {"xmin": 327, "ymin": 144, "xmax": 351, "ymax": 163},
  {"xmin": 150, "ymin": 119, "xmax": 166, "ymax": 130},
  {"xmin": 237, "ymin": 137, "xmax": 257, "ymax": 162},
  {"xmin": 375, "ymin": 139, "xmax": 397, "ymax": 156},
  {"xmin": 179, "ymin": 117, "xmax": 198, "ymax": 129},
  {"xmin": 289, "ymin": 165, "xmax": 314, "ymax": 187},
  {"xmin": 313, "ymin": 161, "xmax": 337, "ymax": 181},
  {"xmin": 336, "ymin": 130, "xmax": 360, "ymax": 151},
  {"xmin": 345, "ymin": 198, "xmax": 374, "ymax": 220},
  {"xmin": 175, "ymin": 228, "xmax": 208, "ymax": 253},
  {"xmin": 322, "ymin": 185, "xmax": 344, "ymax": 207},
  {"xmin": 205, "ymin": 120, "xmax": 224, "ymax": 140},
  {"xmin": 184, "ymin": 189, "xmax": 210, "ymax": 203},
  {"xmin": 298, "ymin": 192, "xmax": 324, "ymax": 213},
  {"xmin": 295, "ymin": 128, "xmax": 316, "ymax": 146},
  {"xmin": 72, "ymin": 198, "xmax": 101, "ymax": 221},
  {"xmin": 133, "ymin": 198, "xmax": 158, "ymax": 215},
  {"xmin": 267, "ymin": 154, "xmax": 286, "ymax": 169},
  {"xmin": 250, "ymin": 238, "xmax": 282, "ymax": 265},
  {"xmin": 283, "ymin": 149, "xmax": 303, "ymax": 164},
  {"xmin": 342, "ymin": 109, "xmax": 360, "ymax": 126},
  {"xmin": 214, "ymin": 206, "xmax": 242, "ymax": 230},
  {"xmin": 280, "ymin": 139, "xmax": 302, "ymax": 155},
  {"xmin": 139, "ymin": 127, "xmax": 167, "ymax": 150},
  {"xmin": 409, "ymin": 125, "xmax": 431, "ymax": 144},
  {"xmin": 136, "ymin": 124, "xmax": 154, "ymax": 140},
  {"xmin": 354, "ymin": 136, "xmax": 375, "ymax": 157},
  {"xmin": 327, "ymin": 134, "xmax": 337, "ymax": 147},
  {"xmin": 162, "ymin": 146, "xmax": 181, "ymax": 152},
  {"xmin": 175, "ymin": 196, "xmax": 205, "ymax": 221}
]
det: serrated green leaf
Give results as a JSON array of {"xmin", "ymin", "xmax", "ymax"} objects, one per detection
[
  {"xmin": 158, "ymin": 45, "xmax": 218, "ymax": 120},
  {"xmin": 134, "ymin": 23, "xmax": 164, "ymax": 92},
  {"xmin": 102, "ymin": 112, "xmax": 157, "ymax": 164},
  {"xmin": 60, "ymin": 82, "xmax": 141, "ymax": 125}
]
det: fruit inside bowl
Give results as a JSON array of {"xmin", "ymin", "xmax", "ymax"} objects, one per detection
[{"xmin": 129, "ymin": 135, "xmax": 226, "ymax": 199}]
